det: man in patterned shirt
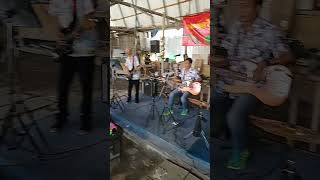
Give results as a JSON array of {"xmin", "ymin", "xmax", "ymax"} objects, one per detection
[
  {"xmin": 164, "ymin": 58, "xmax": 201, "ymax": 116},
  {"xmin": 212, "ymin": 0, "xmax": 295, "ymax": 170}
]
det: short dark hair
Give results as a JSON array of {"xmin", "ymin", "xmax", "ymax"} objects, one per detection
[{"xmin": 185, "ymin": 58, "xmax": 193, "ymax": 64}]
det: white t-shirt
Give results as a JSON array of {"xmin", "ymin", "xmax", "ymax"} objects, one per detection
[
  {"xmin": 125, "ymin": 56, "xmax": 140, "ymax": 80},
  {"xmin": 48, "ymin": 0, "xmax": 97, "ymax": 57}
]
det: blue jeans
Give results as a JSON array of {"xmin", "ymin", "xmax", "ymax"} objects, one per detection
[
  {"xmin": 212, "ymin": 90, "xmax": 260, "ymax": 152},
  {"xmin": 168, "ymin": 89, "xmax": 191, "ymax": 110}
]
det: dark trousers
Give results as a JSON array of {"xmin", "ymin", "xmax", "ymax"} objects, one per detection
[
  {"xmin": 212, "ymin": 90, "xmax": 260, "ymax": 152},
  {"xmin": 168, "ymin": 89, "xmax": 191, "ymax": 110},
  {"xmin": 128, "ymin": 80, "xmax": 140, "ymax": 101},
  {"xmin": 57, "ymin": 56, "xmax": 95, "ymax": 124}
]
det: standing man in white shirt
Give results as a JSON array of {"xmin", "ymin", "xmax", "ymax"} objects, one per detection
[
  {"xmin": 48, "ymin": 0, "xmax": 98, "ymax": 134},
  {"xmin": 125, "ymin": 48, "xmax": 141, "ymax": 103}
]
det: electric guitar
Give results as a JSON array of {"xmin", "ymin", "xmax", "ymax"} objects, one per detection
[
  {"xmin": 177, "ymin": 81, "xmax": 202, "ymax": 96},
  {"xmin": 214, "ymin": 62, "xmax": 293, "ymax": 107},
  {"xmin": 126, "ymin": 66, "xmax": 141, "ymax": 80},
  {"xmin": 55, "ymin": 24, "xmax": 80, "ymax": 57}
]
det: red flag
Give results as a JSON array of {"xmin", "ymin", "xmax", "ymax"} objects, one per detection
[{"xmin": 182, "ymin": 11, "xmax": 210, "ymax": 46}]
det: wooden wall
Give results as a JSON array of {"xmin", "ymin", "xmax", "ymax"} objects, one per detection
[{"xmin": 292, "ymin": 15, "xmax": 320, "ymax": 48}]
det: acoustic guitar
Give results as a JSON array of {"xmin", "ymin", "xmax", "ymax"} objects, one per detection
[
  {"xmin": 126, "ymin": 66, "xmax": 141, "ymax": 80},
  {"xmin": 177, "ymin": 81, "xmax": 202, "ymax": 96},
  {"xmin": 214, "ymin": 62, "xmax": 293, "ymax": 107}
]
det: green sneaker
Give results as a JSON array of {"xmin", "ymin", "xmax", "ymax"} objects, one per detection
[
  {"xmin": 163, "ymin": 109, "xmax": 173, "ymax": 116},
  {"xmin": 226, "ymin": 150, "xmax": 250, "ymax": 170},
  {"xmin": 180, "ymin": 109, "xmax": 189, "ymax": 116}
]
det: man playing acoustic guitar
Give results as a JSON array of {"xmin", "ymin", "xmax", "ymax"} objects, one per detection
[
  {"xmin": 164, "ymin": 58, "xmax": 202, "ymax": 116},
  {"xmin": 212, "ymin": 0, "xmax": 295, "ymax": 170},
  {"xmin": 49, "ymin": 0, "xmax": 97, "ymax": 134},
  {"xmin": 124, "ymin": 48, "xmax": 141, "ymax": 104}
]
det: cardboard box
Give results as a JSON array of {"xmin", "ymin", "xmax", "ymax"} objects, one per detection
[
  {"xmin": 270, "ymin": 0, "xmax": 295, "ymax": 32},
  {"xmin": 201, "ymin": 64, "xmax": 210, "ymax": 78},
  {"xmin": 194, "ymin": 59, "xmax": 204, "ymax": 71},
  {"xmin": 293, "ymin": 15, "xmax": 320, "ymax": 48}
]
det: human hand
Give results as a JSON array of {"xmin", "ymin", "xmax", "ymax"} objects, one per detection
[
  {"xmin": 56, "ymin": 33, "xmax": 66, "ymax": 46},
  {"xmin": 253, "ymin": 61, "xmax": 267, "ymax": 82}
]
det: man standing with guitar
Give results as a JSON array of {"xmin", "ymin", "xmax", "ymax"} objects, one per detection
[
  {"xmin": 212, "ymin": 0, "xmax": 295, "ymax": 170},
  {"xmin": 164, "ymin": 58, "xmax": 201, "ymax": 116},
  {"xmin": 124, "ymin": 48, "xmax": 141, "ymax": 103},
  {"xmin": 49, "ymin": 0, "xmax": 97, "ymax": 134}
]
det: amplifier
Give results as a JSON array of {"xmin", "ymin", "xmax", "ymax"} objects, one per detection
[
  {"xmin": 150, "ymin": 40, "xmax": 160, "ymax": 53},
  {"xmin": 143, "ymin": 79, "xmax": 159, "ymax": 97}
]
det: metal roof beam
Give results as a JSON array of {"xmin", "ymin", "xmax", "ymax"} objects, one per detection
[
  {"xmin": 162, "ymin": 0, "xmax": 169, "ymax": 25},
  {"xmin": 146, "ymin": 0, "xmax": 155, "ymax": 27},
  {"xmin": 195, "ymin": 0, "xmax": 200, "ymax": 13},
  {"xmin": 131, "ymin": 0, "xmax": 140, "ymax": 27},
  {"xmin": 117, "ymin": 3, "xmax": 127, "ymax": 28},
  {"xmin": 109, "ymin": 0, "xmax": 182, "ymax": 22},
  {"xmin": 111, "ymin": 0, "xmax": 191, "ymax": 21},
  {"xmin": 111, "ymin": 22, "xmax": 182, "ymax": 33},
  {"xmin": 178, "ymin": 0, "xmax": 183, "ymax": 21}
]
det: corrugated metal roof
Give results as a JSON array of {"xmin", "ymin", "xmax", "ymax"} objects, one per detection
[{"xmin": 110, "ymin": 0, "xmax": 210, "ymax": 30}]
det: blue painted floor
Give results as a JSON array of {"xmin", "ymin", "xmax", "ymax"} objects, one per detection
[
  {"xmin": 111, "ymin": 95, "xmax": 210, "ymax": 174},
  {"xmin": 0, "ymin": 101, "xmax": 108, "ymax": 180},
  {"xmin": 212, "ymin": 137, "xmax": 320, "ymax": 180}
]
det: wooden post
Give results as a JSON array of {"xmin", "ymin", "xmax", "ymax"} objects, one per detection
[
  {"xmin": 133, "ymin": 0, "xmax": 138, "ymax": 54},
  {"xmin": 161, "ymin": 11, "xmax": 165, "ymax": 74}
]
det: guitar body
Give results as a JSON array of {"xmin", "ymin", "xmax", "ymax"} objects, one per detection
[
  {"xmin": 179, "ymin": 82, "xmax": 202, "ymax": 96},
  {"xmin": 220, "ymin": 65, "xmax": 292, "ymax": 107},
  {"xmin": 126, "ymin": 66, "xmax": 141, "ymax": 80}
]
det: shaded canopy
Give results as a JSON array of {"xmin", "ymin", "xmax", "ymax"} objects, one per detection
[{"xmin": 110, "ymin": 0, "xmax": 210, "ymax": 31}]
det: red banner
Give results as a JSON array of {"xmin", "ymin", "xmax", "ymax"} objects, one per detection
[{"xmin": 182, "ymin": 11, "xmax": 210, "ymax": 46}]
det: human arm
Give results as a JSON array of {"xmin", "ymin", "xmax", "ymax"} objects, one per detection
[{"xmin": 253, "ymin": 29, "xmax": 295, "ymax": 81}]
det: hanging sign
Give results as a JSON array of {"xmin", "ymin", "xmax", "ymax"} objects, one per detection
[{"xmin": 182, "ymin": 11, "xmax": 210, "ymax": 46}]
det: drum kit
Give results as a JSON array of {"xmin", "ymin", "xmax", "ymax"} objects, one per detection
[
  {"xmin": 143, "ymin": 72, "xmax": 210, "ymax": 149},
  {"xmin": 144, "ymin": 72, "xmax": 167, "ymax": 128}
]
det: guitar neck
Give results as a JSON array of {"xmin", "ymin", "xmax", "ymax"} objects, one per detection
[{"xmin": 213, "ymin": 68, "xmax": 250, "ymax": 81}]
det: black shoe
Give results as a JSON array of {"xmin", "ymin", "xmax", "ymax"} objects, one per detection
[
  {"xmin": 135, "ymin": 99, "xmax": 139, "ymax": 104},
  {"xmin": 78, "ymin": 123, "xmax": 92, "ymax": 135},
  {"xmin": 50, "ymin": 114, "xmax": 67, "ymax": 133},
  {"xmin": 78, "ymin": 115, "xmax": 92, "ymax": 135},
  {"xmin": 50, "ymin": 121, "xmax": 65, "ymax": 133},
  {"xmin": 126, "ymin": 99, "xmax": 131, "ymax": 103}
]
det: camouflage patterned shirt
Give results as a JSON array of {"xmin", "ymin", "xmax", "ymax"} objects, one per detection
[{"xmin": 216, "ymin": 17, "xmax": 290, "ymax": 96}]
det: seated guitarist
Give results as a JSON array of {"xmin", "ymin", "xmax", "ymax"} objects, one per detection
[
  {"xmin": 125, "ymin": 48, "xmax": 141, "ymax": 103},
  {"xmin": 212, "ymin": 0, "xmax": 295, "ymax": 170},
  {"xmin": 164, "ymin": 58, "xmax": 201, "ymax": 116}
]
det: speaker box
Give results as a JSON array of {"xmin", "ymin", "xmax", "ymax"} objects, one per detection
[
  {"xmin": 150, "ymin": 40, "xmax": 160, "ymax": 53},
  {"xmin": 143, "ymin": 80, "xmax": 159, "ymax": 97}
]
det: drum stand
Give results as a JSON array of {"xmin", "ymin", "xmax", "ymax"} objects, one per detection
[
  {"xmin": 0, "ymin": 23, "xmax": 50, "ymax": 155},
  {"xmin": 110, "ymin": 69, "xmax": 125, "ymax": 112},
  {"xmin": 145, "ymin": 95, "xmax": 160, "ymax": 128},
  {"xmin": 183, "ymin": 104, "xmax": 209, "ymax": 149},
  {"xmin": 158, "ymin": 96, "xmax": 179, "ymax": 134},
  {"xmin": 145, "ymin": 79, "xmax": 160, "ymax": 128},
  {"xmin": 158, "ymin": 74, "xmax": 171, "ymax": 101}
]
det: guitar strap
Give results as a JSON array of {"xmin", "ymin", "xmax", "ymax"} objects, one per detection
[
  {"xmin": 132, "ymin": 56, "xmax": 135, "ymax": 71},
  {"xmin": 129, "ymin": 56, "xmax": 134, "ymax": 72},
  {"xmin": 70, "ymin": 0, "xmax": 77, "ymax": 31},
  {"xmin": 60, "ymin": 0, "xmax": 77, "ymax": 34}
]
